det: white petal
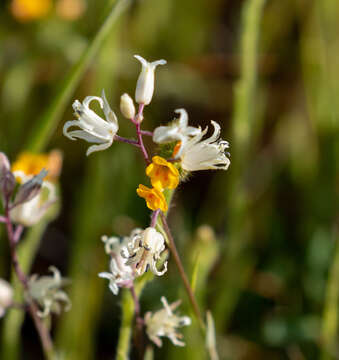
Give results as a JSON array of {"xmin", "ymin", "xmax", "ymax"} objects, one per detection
[{"xmin": 86, "ymin": 139, "xmax": 113, "ymax": 156}]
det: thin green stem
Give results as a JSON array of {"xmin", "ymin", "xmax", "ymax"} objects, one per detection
[{"xmin": 160, "ymin": 212, "xmax": 205, "ymax": 331}]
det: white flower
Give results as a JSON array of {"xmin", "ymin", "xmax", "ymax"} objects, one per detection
[
  {"xmin": 0, "ymin": 279, "xmax": 13, "ymax": 318},
  {"xmin": 145, "ymin": 296, "xmax": 191, "ymax": 347},
  {"xmin": 122, "ymin": 227, "xmax": 167, "ymax": 277},
  {"xmin": 98, "ymin": 234, "xmax": 136, "ymax": 295},
  {"xmin": 120, "ymin": 93, "xmax": 136, "ymax": 120},
  {"xmin": 134, "ymin": 55, "xmax": 166, "ymax": 105},
  {"xmin": 10, "ymin": 171, "xmax": 56, "ymax": 227},
  {"xmin": 63, "ymin": 90, "xmax": 119, "ymax": 156},
  {"xmin": 180, "ymin": 121, "xmax": 230, "ymax": 171},
  {"xmin": 28, "ymin": 266, "xmax": 71, "ymax": 318},
  {"xmin": 153, "ymin": 109, "xmax": 201, "ymax": 158}
]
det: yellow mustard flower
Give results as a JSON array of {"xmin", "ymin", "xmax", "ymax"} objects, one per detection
[
  {"xmin": 146, "ymin": 156, "xmax": 179, "ymax": 191},
  {"xmin": 136, "ymin": 184, "xmax": 168, "ymax": 212},
  {"xmin": 12, "ymin": 151, "xmax": 62, "ymax": 182},
  {"xmin": 11, "ymin": 0, "xmax": 52, "ymax": 22}
]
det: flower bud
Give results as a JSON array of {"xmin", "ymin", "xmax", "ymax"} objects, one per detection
[
  {"xmin": 0, "ymin": 279, "xmax": 13, "ymax": 318},
  {"xmin": 12, "ymin": 168, "xmax": 48, "ymax": 207},
  {"xmin": 0, "ymin": 153, "xmax": 15, "ymax": 200},
  {"xmin": 120, "ymin": 93, "xmax": 136, "ymax": 120},
  {"xmin": 134, "ymin": 55, "xmax": 166, "ymax": 105}
]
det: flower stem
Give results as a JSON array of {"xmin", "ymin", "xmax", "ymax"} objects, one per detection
[
  {"xmin": 160, "ymin": 212, "xmax": 205, "ymax": 331},
  {"xmin": 134, "ymin": 104, "xmax": 150, "ymax": 163},
  {"xmin": 114, "ymin": 135, "xmax": 140, "ymax": 147},
  {"xmin": 150, "ymin": 209, "xmax": 160, "ymax": 228},
  {"xmin": 140, "ymin": 130, "xmax": 153, "ymax": 137},
  {"xmin": 4, "ymin": 205, "xmax": 54, "ymax": 360}
]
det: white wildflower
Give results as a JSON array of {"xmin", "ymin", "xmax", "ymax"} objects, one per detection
[
  {"xmin": 98, "ymin": 233, "xmax": 137, "ymax": 295},
  {"xmin": 28, "ymin": 266, "xmax": 71, "ymax": 318},
  {"xmin": 10, "ymin": 171, "xmax": 56, "ymax": 227},
  {"xmin": 122, "ymin": 227, "xmax": 167, "ymax": 277},
  {"xmin": 63, "ymin": 90, "xmax": 118, "ymax": 156},
  {"xmin": 180, "ymin": 121, "xmax": 230, "ymax": 171},
  {"xmin": 145, "ymin": 296, "xmax": 191, "ymax": 347},
  {"xmin": 134, "ymin": 55, "xmax": 166, "ymax": 105},
  {"xmin": 153, "ymin": 109, "xmax": 201, "ymax": 158},
  {"xmin": 0, "ymin": 279, "xmax": 13, "ymax": 318}
]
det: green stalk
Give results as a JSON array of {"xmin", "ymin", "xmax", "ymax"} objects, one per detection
[{"xmin": 25, "ymin": 0, "xmax": 131, "ymax": 152}]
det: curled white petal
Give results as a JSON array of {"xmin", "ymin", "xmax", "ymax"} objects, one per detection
[{"xmin": 63, "ymin": 91, "xmax": 118, "ymax": 156}]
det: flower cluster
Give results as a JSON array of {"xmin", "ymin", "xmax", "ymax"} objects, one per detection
[
  {"xmin": 28, "ymin": 266, "xmax": 71, "ymax": 318},
  {"xmin": 145, "ymin": 297, "xmax": 191, "ymax": 347},
  {"xmin": 63, "ymin": 54, "xmax": 230, "ymax": 350}
]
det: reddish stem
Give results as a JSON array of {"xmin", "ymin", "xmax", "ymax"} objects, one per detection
[
  {"xmin": 4, "ymin": 204, "xmax": 54, "ymax": 358},
  {"xmin": 134, "ymin": 104, "xmax": 150, "ymax": 163},
  {"xmin": 150, "ymin": 209, "xmax": 160, "ymax": 227},
  {"xmin": 114, "ymin": 135, "xmax": 140, "ymax": 147}
]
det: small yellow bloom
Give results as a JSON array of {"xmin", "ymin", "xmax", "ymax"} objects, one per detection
[
  {"xmin": 11, "ymin": 0, "xmax": 52, "ymax": 22},
  {"xmin": 12, "ymin": 151, "xmax": 62, "ymax": 182},
  {"xmin": 137, "ymin": 185, "xmax": 168, "ymax": 212},
  {"xmin": 146, "ymin": 156, "xmax": 179, "ymax": 191}
]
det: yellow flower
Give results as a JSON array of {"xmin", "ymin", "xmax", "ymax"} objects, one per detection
[
  {"xmin": 11, "ymin": 0, "xmax": 52, "ymax": 22},
  {"xmin": 146, "ymin": 156, "xmax": 179, "ymax": 191},
  {"xmin": 12, "ymin": 151, "xmax": 62, "ymax": 182},
  {"xmin": 137, "ymin": 185, "xmax": 168, "ymax": 212}
]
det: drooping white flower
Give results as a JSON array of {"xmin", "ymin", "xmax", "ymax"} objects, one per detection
[
  {"xmin": 180, "ymin": 121, "xmax": 230, "ymax": 171},
  {"xmin": 134, "ymin": 55, "xmax": 166, "ymax": 105},
  {"xmin": 10, "ymin": 171, "xmax": 56, "ymax": 227},
  {"xmin": 153, "ymin": 109, "xmax": 201, "ymax": 158},
  {"xmin": 145, "ymin": 296, "xmax": 191, "ymax": 347},
  {"xmin": 0, "ymin": 279, "xmax": 13, "ymax": 318},
  {"xmin": 63, "ymin": 90, "xmax": 119, "ymax": 156},
  {"xmin": 98, "ymin": 234, "xmax": 136, "ymax": 295},
  {"xmin": 122, "ymin": 227, "xmax": 167, "ymax": 277},
  {"xmin": 28, "ymin": 266, "xmax": 71, "ymax": 318}
]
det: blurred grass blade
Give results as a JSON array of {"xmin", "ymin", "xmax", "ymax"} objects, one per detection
[
  {"xmin": 214, "ymin": 0, "xmax": 266, "ymax": 331},
  {"xmin": 25, "ymin": 0, "xmax": 131, "ymax": 152},
  {"xmin": 206, "ymin": 311, "xmax": 219, "ymax": 360},
  {"xmin": 321, "ymin": 229, "xmax": 339, "ymax": 360}
]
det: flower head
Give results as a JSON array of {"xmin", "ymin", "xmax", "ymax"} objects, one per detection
[
  {"xmin": 10, "ymin": 170, "xmax": 57, "ymax": 226},
  {"xmin": 136, "ymin": 184, "xmax": 168, "ymax": 212},
  {"xmin": 146, "ymin": 156, "xmax": 179, "ymax": 191},
  {"xmin": 12, "ymin": 151, "xmax": 63, "ymax": 182},
  {"xmin": 63, "ymin": 90, "xmax": 118, "ymax": 156},
  {"xmin": 122, "ymin": 227, "xmax": 167, "ymax": 277},
  {"xmin": 134, "ymin": 55, "xmax": 166, "ymax": 105},
  {"xmin": 179, "ymin": 121, "xmax": 230, "ymax": 171},
  {"xmin": 28, "ymin": 266, "xmax": 71, "ymax": 318},
  {"xmin": 0, "ymin": 279, "xmax": 13, "ymax": 318},
  {"xmin": 98, "ymin": 233, "xmax": 137, "ymax": 295},
  {"xmin": 145, "ymin": 296, "xmax": 191, "ymax": 347},
  {"xmin": 153, "ymin": 109, "xmax": 201, "ymax": 158},
  {"xmin": 11, "ymin": 0, "xmax": 52, "ymax": 22}
]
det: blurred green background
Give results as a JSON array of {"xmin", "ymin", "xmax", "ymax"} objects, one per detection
[{"xmin": 0, "ymin": 0, "xmax": 338, "ymax": 359}]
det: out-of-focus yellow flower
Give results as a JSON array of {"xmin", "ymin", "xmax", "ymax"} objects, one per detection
[
  {"xmin": 10, "ymin": 0, "xmax": 52, "ymax": 22},
  {"xmin": 12, "ymin": 150, "xmax": 62, "ymax": 182},
  {"xmin": 56, "ymin": 0, "xmax": 86, "ymax": 21},
  {"xmin": 146, "ymin": 156, "xmax": 179, "ymax": 191},
  {"xmin": 137, "ymin": 184, "xmax": 168, "ymax": 212}
]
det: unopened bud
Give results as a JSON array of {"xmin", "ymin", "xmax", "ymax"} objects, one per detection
[
  {"xmin": 0, "ymin": 153, "xmax": 10, "ymax": 176},
  {"xmin": 120, "ymin": 93, "xmax": 136, "ymax": 120},
  {"xmin": 134, "ymin": 55, "xmax": 166, "ymax": 106},
  {"xmin": 0, "ymin": 279, "xmax": 13, "ymax": 318},
  {"xmin": 13, "ymin": 168, "xmax": 48, "ymax": 207}
]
